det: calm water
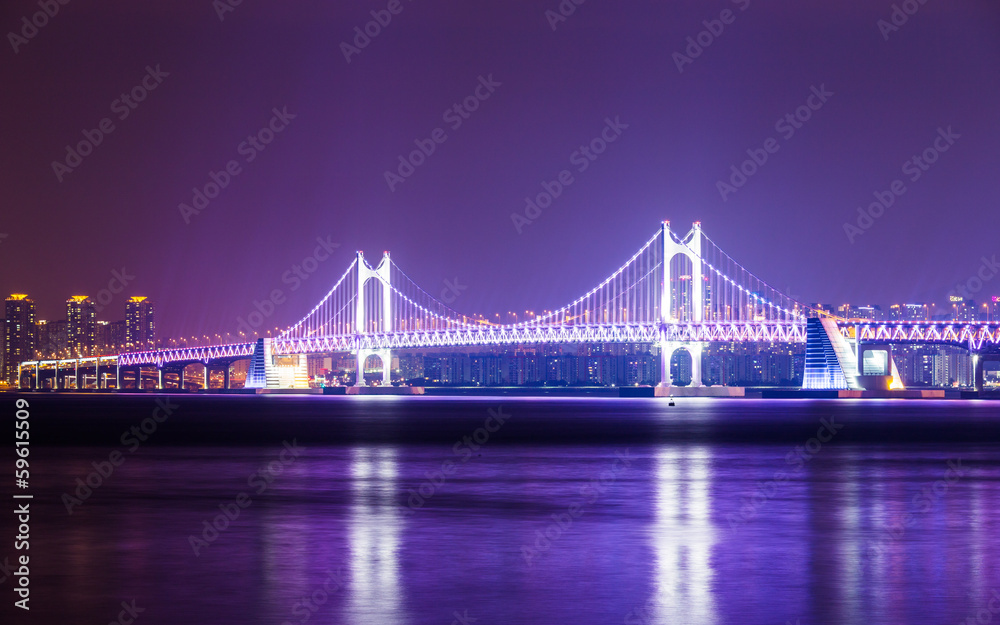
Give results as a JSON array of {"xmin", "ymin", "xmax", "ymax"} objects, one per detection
[{"xmin": 6, "ymin": 395, "xmax": 1000, "ymax": 625}]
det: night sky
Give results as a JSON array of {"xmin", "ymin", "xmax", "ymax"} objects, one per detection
[{"xmin": 1, "ymin": 0, "xmax": 998, "ymax": 340}]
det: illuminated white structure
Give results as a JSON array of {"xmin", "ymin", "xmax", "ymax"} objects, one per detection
[
  {"xmin": 660, "ymin": 222, "xmax": 705, "ymax": 387},
  {"xmin": 354, "ymin": 252, "xmax": 393, "ymax": 387},
  {"xmin": 18, "ymin": 222, "xmax": 1000, "ymax": 391}
]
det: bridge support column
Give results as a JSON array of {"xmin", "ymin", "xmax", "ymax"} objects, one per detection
[
  {"xmin": 689, "ymin": 342, "xmax": 704, "ymax": 388},
  {"xmin": 355, "ymin": 351, "xmax": 366, "ymax": 387},
  {"xmin": 972, "ymin": 352, "xmax": 1000, "ymax": 393},
  {"xmin": 355, "ymin": 349, "xmax": 393, "ymax": 387},
  {"xmin": 659, "ymin": 340, "xmax": 677, "ymax": 387},
  {"xmin": 658, "ymin": 341, "xmax": 703, "ymax": 387},
  {"xmin": 179, "ymin": 365, "xmax": 185, "ymax": 390},
  {"xmin": 223, "ymin": 365, "xmax": 230, "ymax": 390},
  {"xmin": 204, "ymin": 363, "xmax": 210, "ymax": 391}
]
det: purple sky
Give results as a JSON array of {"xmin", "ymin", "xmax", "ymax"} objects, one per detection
[{"xmin": 2, "ymin": 0, "xmax": 998, "ymax": 339}]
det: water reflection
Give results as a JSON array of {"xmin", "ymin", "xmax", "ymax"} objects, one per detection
[
  {"xmin": 346, "ymin": 446, "xmax": 407, "ymax": 624},
  {"xmin": 24, "ymin": 431, "xmax": 1000, "ymax": 625},
  {"xmin": 647, "ymin": 446, "xmax": 717, "ymax": 625}
]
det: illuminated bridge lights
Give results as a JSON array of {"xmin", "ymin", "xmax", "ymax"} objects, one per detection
[{"xmin": 16, "ymin": 224, "xmax": 1000, "ymax": 387}]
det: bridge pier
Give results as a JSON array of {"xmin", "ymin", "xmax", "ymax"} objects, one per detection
[
  {"xmin": 975, "ymin": 351, "xmax": 1000, "ymax": 392},
  {"xmin": 689, "ymin": 343, "xmax": 703, "ymax": 388},
  {"xmin": 356, "ymin": 349, "xmax": 392, "ymax": 386},
  {"xmin": 659, "ymin": 340, "xmax": 703, "ymax": 387}
]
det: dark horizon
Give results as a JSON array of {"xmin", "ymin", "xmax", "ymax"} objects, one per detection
[{"xmin": 2, "ymin": 1, "xmax": 998, "ymax": 340}]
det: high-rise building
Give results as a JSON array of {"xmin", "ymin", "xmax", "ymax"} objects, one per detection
[
  {"xmin": 66, "ymin": 296, "xmax": 97, "ymax": 357},
  {"xmin": 949, "ymin": 298, "xmax": 978, "ymax": 322},
  {"xmin": 96, "ymin": 321, "xmax": 114, "ymax": 355},
  {"xmin": 4, "ymin": 294, "xmax": 36, "ymax": 384},
  {"xmin": 838, "ymin": 304, "xmax": 882, "ymax": 321},
  {"xmin": 35, "ymin": 319, "xmax": 69, "ymax": 359},
  {"xmin": 126, "ymin": 296, "xmax": 155, "ymax": 350},
  {"xmin": 889, "ymin": 303, "xmax": 929, "ymax": 321},
  {"xmin": 110, "ymin": 320, "xmax": 127, "ymax": 352}
]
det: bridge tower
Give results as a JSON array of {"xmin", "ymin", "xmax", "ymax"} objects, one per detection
[
  {"xmin": 659, "ymin": 221, "xmax": 704, "ymax": 387},
  {"xmin": 354, "ymin": 251, "xmax": 393, "ymax": 387}
]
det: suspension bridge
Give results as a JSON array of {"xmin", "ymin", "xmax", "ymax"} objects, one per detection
[{"xmin": 18, "ymin": 222, "xmax": 1000, "ymax": 392}]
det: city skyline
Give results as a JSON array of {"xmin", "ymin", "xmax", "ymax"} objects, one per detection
[
  {"xmin": 7, "ymin": 5, "xmax": 1000, "ymax": 625},
  {"xmin": 4, "ymin": 225, "xmax": 999, "ymax": 346},
  {"xmin": 1, "ymin": 2, "xmax": 998, "ymax": 341}
]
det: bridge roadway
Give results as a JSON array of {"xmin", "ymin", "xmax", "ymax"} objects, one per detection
[{"xmin": 15, "ymin": 320, "xmax": 1000, "ymax": 390}]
